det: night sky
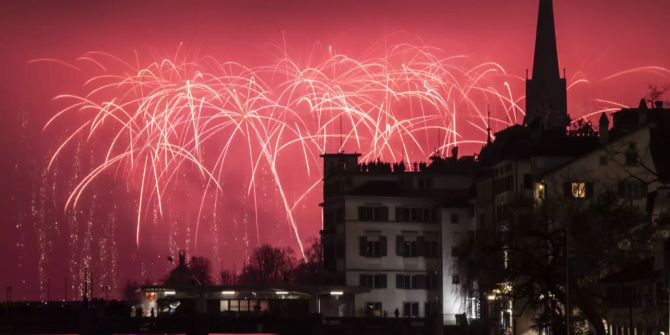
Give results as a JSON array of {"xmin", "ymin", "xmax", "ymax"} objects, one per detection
[{"xmin": 1, "ymin": 0, "xmax": 669, "ymax": 300}]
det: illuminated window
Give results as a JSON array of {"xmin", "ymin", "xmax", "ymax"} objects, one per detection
[
  {"xmin": 259, "ymin": 300, "xmax": 269, "ymax": 312},
  {"xmin": 571, "ymin": 182, "xmax": 586, "ymax": 198},
  {"xmin": 365, "ymin": 302, "xmax": 383, "ymax": 317},
  {"xmin": 564, "ymin": 182, "xmax": 593, "ymax": 199},
  {"xmin": 229, "ymin": 300, "xmax": 239, "ymax": 312},
  {"xmin": 534, "ymin": 183, "xmax": 546, "ymax": 205}
]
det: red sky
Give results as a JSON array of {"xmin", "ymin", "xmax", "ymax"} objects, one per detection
[{"xmin": 1, "ymin": 0, "xmax": 669, "ymax": 300}]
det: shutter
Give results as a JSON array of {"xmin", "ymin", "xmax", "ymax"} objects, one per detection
[
  {"xmin": 563, "ymin": 182, "xmax": 572, "ymax": 198},
  {"xmin": 395, "ymin": 207, "xmax": 401, "ymax": 221},
  {"xmin": 376, "ymin": 274, "xmax": 387, "ymax": 288},
  {"xmin": 396, "ymin": 274, "xmax": 404, "ymax": 289},
  {"xmin": 416, "ymin": 236, "xmax": 426, "ymax": 257},
  {"xmin": 396, "ymin": 236, "xmax": 404, "ymax": 256},
  {"xmin": 359, "ymin": 274, "xmax": 366, "ymax": 287},
  {"xmin": 381, "ymin": 207, "xmax": 389, "ymax": 221},
  {"xmin": 380, "ymin": 236, "xmax": 388, "ymax": 256},
  {"xmin": 359, "ymin": 237, "xmax": 366, "ymax": 256}
]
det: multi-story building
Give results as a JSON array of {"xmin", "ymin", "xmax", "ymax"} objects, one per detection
[
  {"xmin": 318, "ymin": 0, "xmax": 670, "ymax": 334},
  {"xmin": 320, "ymin": 150, "xmax": 477, "ymax": 324}
]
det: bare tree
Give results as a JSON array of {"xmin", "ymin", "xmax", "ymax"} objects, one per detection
[
  {"xmin": 292, "ymin": 239, "xmax": 325, "ymax": 285},
  {"xmin": 648, "ymin": 84, "xmax": 667, "ymax": 105},
  {"xmin": 188, "ymin": 256, "xmax": 214, "ymax": 285},
  {"xmin": 238, "ymin": 244, "xmax": 296, "ymax": 285},
  {"xmin": 458, "ymin": 175, "xmax": 653, "ymax": 335},
  {"xmin": 220, "ymin": 269, "xmax": 236, "ymax": 285}
]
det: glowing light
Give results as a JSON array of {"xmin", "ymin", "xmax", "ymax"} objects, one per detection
[
  {"xmin": 221, "ymin": 291, "xmax": 236, "ymax": 295},
  {"xmin": 42, "ymin": 44, "xmax": 518, "ymax": 259},
  {"xmin": 276, "ymin": 291, "xmax": 289, "ymax": 295},
  {"xmin": 329, "ymin": 291, "xmax": 344, "ymax": 296}
]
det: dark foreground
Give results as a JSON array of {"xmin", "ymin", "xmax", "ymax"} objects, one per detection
[{"xmin": 0, "ymin": 301, "xmax": 444, "ymax": 335}]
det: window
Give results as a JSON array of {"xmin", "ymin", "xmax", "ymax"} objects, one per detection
[
  {"xmin": 359, "ymin": 236, "xmax": 387, "ymax": 257},
  {"xmin": 450, "ymin": 213, "xmax": 460, "ymax": 224},
  {"xmin": 494, "ymin": 175, "xmax": 514, "ymax": 194},
  {"xmin": 397, "ymin": 235, "xmax": 435, "ymax": 257},
  {"xmin": 625, "ymin": 143, "xmax": 638, "ymax": 166},
  {"xmin": 572, "ymin": 182, "xmax": 586, "ymax": 198},
  {"xmin": 452, "ymin": 275, "xmax": 461, "ymax": 285},
  {"xmin": 360, "ymin": 274, "xmax": 374, "ymax": 288},
  {"xmin": 238, "ymin": 299, "xmax": 250, "ymax": 312},
  {"xmin": 403, "ymin": 302, "xmax": 419, "ymax": 317},
  {"xmin": 534, "ymin": 183, "xmax": 546, "ymax": 205},
  {"xmin": 564, "ymin": 182, "xmax": 593, "ymax": 199},
  {"xmin": 229, "ymin": 300, "xmax": 240, "ymax": 312},
  {"xmin": 360, "ymin": 274, "xmax": 387, "ymax": 288},
  {"xmin": 618, "ymin": 180, "xmax": 646, "ymax": 200},
  {"xmin": 403, "ymin": 239, "xmax": 417, "ymax": 257},
  {"xmin": 396, "ymin": 207, "xmax": 438, "ymax": 223},
  {"xmin": 396, "ymin": 274, "xmax": 411, "ymax": 289},
  {"xmin": 358, "ymin": 206, "xmax": 389, "ymax": 221},
  {"xmin": 374, "ymin": 274, "xmax": 387, "ymax": 288},
  {"xmin": 411, "ymin": 275, "xmax": 426, "ymax": 289},
  {"xmin": 424, "ymin": 239, "xmax": 439, "ymax": 258},
  {"xmin": 365, "ymin": 302, "xmax": 383, "ymax": 317}
]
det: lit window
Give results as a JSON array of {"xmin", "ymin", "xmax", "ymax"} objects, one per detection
[
  {"xmin": 571, "ymin": 182, "xmax": 586, "ymax": 198},
  {"xmin": 534, "ymin": 183, "xmax": 546, "ymax": 205}
]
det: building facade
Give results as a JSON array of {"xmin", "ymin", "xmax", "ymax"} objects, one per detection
[{"xmin": 320, "ymin": 151, "xmax": 477, "ymax": 324}]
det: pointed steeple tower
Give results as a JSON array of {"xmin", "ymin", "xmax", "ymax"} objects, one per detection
[{"xmin": 525, "ymin": 0, "xmax": 570, "ymax": 131}]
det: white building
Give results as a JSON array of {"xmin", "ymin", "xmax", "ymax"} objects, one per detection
[{"xmin": 320, "ymin": 150, "xmax": 478, "ymax": 324}]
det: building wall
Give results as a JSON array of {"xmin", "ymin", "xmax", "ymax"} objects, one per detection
[
  {"xmin": 441, "ymin": 207, "xmax": 474, "ymax": 324},
  {"xmin": 540, "ymin": 127, "xmax": 655, "ymax": 210},
  {"xmin": 340, "ymin": 196, "xmax": 471, "ymax": 320}
]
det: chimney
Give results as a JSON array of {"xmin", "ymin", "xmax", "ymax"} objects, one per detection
[
  {"xmin": 451, "ymin": 146, "xmax": 459, "ymax": 159},
  {"xmin": 655, "ymin": 101, "xmax": 664, "ymax": 109},
  {"xmin": 599, "ymin": 112, "xmax": 609, "ymax": 144}
]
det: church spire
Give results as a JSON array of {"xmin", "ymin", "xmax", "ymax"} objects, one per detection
[
  {"xmin": 532, "ymin": 0, "xmax": 560, "ymax": 81},
  {"xmin": 524, "ymin": 0, "xmax": 570, "ymax": 131}
]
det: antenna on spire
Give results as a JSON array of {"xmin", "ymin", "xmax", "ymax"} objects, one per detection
[{"xmin": 486, "ymin": 107, "xmax": 492, "ymax": 145}]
